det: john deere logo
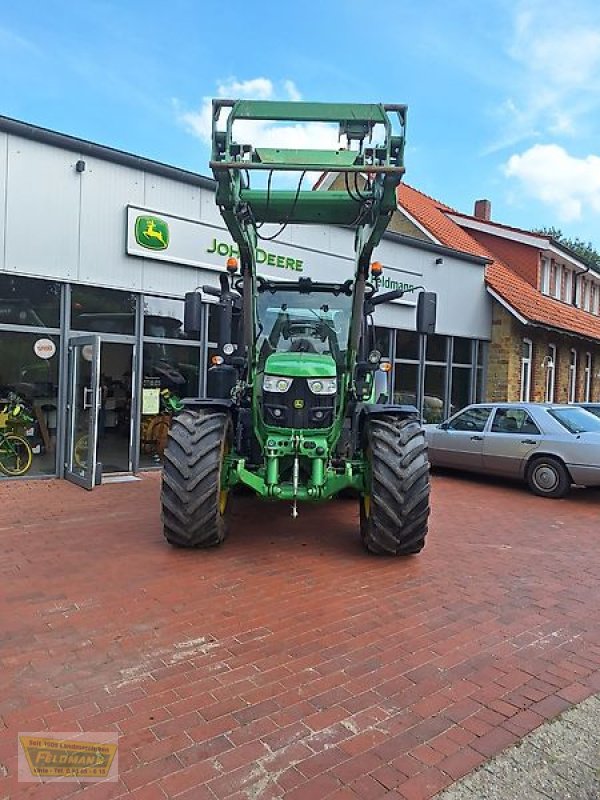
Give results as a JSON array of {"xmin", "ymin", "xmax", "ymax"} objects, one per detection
[
  {"xmin": 135, "ymin": 216, "xmax": 169, "ymax": 251},
  {"xmin": 293, "ymin": 399, "xmax": 304, "ymax": 409}
]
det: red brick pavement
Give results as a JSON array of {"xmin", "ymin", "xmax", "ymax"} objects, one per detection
[{"xmin": 1, "ymin": 472, "xmax": 599, "ymax": 799}]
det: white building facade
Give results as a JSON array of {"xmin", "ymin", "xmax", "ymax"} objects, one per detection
[{"xmin": 0, "ymin": 116, "xmax": 491, "ymax": 483}]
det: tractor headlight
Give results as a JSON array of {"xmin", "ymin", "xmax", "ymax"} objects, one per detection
[
  {"xmin": 263, "ymin": 375, "xmax": 293, "ymax": 393},
  {"xmin": 307, "ymin": 377, "xmax": 337, "ymax": 395}
]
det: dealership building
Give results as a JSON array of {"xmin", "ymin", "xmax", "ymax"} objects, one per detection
[{"xmin": 0, "ymin": 115, "xmax": 492, "ymax": 486}]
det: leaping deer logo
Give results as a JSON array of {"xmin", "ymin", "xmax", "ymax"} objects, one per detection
[
  {"xmin": 143, "ymin": 219, "xmax": 166, "ymax": 247},
  {"xmin": 135, "ymin": 216, "xmax": 169, "ymax": 250}
]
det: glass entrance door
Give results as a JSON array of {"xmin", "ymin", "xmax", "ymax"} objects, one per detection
[
  {"xmin": 98, "ymin": 342, "xmax": 134, "ymax": 473},
  {"xmin": 65, "ymin": 335, "xmax": 101, "ymax": 489}
]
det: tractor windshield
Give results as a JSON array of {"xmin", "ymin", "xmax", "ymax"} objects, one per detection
[{"xmin": 256, "ymin": 289, "xmax": 353, "ymax": 369}]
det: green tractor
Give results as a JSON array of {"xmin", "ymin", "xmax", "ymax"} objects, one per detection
[{"xmin": 161, "ymin": 100, "xmax": 437, "ymax": 555}]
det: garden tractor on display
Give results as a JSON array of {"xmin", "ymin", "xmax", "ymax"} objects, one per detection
[{"xmin": 161, "ymin": 99, "xmax": 437, "ymax": 555}]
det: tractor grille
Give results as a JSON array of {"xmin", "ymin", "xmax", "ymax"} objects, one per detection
[{"xmin": 263, "ymin": 378, "xmax": 335, "ymax": 429}]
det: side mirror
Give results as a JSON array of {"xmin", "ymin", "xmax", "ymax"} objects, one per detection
[
  {"xmin": 184, "ymin": 292, "xmax": 203, "ymax": 338},
  {"xmin": 439, "ymin": 421, "xmax": 449, "ymax": 430},
  {"xmin": 416, "ymin": 292, "xmax": 437, "ymax": 335}
]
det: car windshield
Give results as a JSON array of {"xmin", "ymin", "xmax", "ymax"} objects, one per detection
[
  {"xmin": 256, "ymin": 289, "xmax": 352, "ymax": 369},
  {"xmin": 547, "ymin": 406, "xmax": 600, "ymax": 434}
]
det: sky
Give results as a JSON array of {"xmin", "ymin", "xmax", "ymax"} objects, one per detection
[{"xmin": 2, "ymin": 0, "xmax": 600, "ymax": 245}]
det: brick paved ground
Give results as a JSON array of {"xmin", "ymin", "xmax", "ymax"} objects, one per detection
[{"xmin": 1, "ymin": 472, "xmax": 599, "ymax": 800}]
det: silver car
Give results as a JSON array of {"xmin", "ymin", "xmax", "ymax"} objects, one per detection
[{"xmin": 424, "ymin": 403, "xmax": 600, "ymax": 498}]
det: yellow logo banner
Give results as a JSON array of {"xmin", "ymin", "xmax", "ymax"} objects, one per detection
[{"xmin": 19, "ymin": 734, "xmax": 118, "ymax": 781}]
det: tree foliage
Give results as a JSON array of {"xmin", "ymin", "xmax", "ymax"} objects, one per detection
[{"xmin": 534, "ymin": 227, "xmax": 600, "ymax": 271}]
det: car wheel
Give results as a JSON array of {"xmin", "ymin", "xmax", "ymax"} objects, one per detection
[{"xmin": 526, "ymin": 457, "xmax": 571, "ymax": 499}]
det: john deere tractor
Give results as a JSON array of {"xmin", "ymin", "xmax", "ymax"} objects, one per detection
[{"xmin": 161, "ymin": 100, "xmax": 436, "ymax": 555}]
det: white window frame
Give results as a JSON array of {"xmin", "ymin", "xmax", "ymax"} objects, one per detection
[
  {"xmin": 520, "ymin": 338, "xmax": 533, "ymax": 402},
  {"xmin": 568, "ymin": 349, "xmax": 578, "ymax": 403},
  {"xmin": 584, "ymin": 352, "xmax": 592, "ymax": 402},
  {"xmin": 545, "ymin": 344, "xmax": 556, "ymax": 403}
]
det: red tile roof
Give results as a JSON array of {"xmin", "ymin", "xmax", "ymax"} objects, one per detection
[{"xmin": 397, "ymin": 184, "xmax": 600, "ymax": 343}]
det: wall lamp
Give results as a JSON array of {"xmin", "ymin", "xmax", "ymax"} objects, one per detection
[
  {"xmin": 75, "ymin": 159, "xmax": 86, "ymax": 173},
  {"xmin": 435, "ymin": 257, "xmax": 444, "ymax": 265}
]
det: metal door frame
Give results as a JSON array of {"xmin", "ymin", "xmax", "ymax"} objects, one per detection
[{"xmin": 64, "ymin": 335, "xmax": 101, "ymax": 489}]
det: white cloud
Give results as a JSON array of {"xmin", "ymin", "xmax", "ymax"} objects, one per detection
[
  {"xmin": 488, "ymin": 1, "xmax": 600, "ymax": 152},
  {"xmin": 504, "ymin": 144, "xmax": 600, "ymax": 221},
  {"xmin": 178, "ymin": 76, "xmax": 339, "ymax": 153}
]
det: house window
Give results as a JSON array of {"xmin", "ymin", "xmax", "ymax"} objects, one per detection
[
  {"xmin": 576, "ymin": 275, "xmax": 585, "ymax": 307},
  {"xmin": 553, "ymin": 264, "xmax": 562, "ymax": 299},
  {"xmin": 560, "ymin": 269, "xmax": 569, "ymax": 302},
  {"xmin": 568, "ymin": 349, "xmax": 578, "ymax": 403},
  {"xmin": 584, "ymin": 352, "xmax": 592, "ymax": 402},
  {"xmin": 520, "ymin": 338, "xmax": 532, "ymax": 402},
  {"xmin": 549, "ymin": 262, "xmax": 558, "ymax": 298},
  {"xmin": 583, "ymin": 279, "xmax": 591, "ymax": 311},
  {"xmin": 591, "ymin": 283, "xmax": 599, "ymax": 315},
  {"xmin": 545, "ymin": 344, "xmax": 556, "ymax": 403},
  {"xmin": 540, "ymin": 258, "xmax": 550, "ymax": 295}
]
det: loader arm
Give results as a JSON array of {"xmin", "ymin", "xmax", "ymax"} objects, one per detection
[{"xmin": 209, "ymin": 99, "xmax": 407, "ymax": 372}]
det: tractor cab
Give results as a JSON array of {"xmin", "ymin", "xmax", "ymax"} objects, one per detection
[{"xmin": 255, "ymin": 280, "xmax": 352, "ymax": 432}]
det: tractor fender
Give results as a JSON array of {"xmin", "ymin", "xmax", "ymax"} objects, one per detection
[
  {"xmin": 360, "ymin": 403, "xmax": 420, "ymax": 422},
  {"xmin": 354, "ymin": 403, "xmax": 420, "ymax": 452},
  {"xmin": 181, "ymin": 398, "xmax": 236, "ymax": 416}
]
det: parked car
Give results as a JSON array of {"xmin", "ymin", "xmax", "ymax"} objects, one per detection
[
  {"xmin": 424, "ymin": 403, "xmax": 600, "ymax": 498},
  {"xmin": 576, "ymin": 403, "xmax": 600, "ymax": 419}
]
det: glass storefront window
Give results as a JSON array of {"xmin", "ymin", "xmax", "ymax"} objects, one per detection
[
  {"xmin": 393, "ymin": 363, "xmax": 418, "ymax": 406},
  {"xmin": 0, "ymin": 331, "xmax": 59, "ymax": 476},
  {"xmin": 0, "ymin": 275, "xmax": 61, "ymax": 328},
  {"xmin": 452, "ymin": 337, "xmax": 473, "ymax": 365},
  {"xmin": 395, "ymin": 330, "xmax": 420, "ymax": 361},
  {"xmin": 451, "ymin": 367, "xmax": 471, "ymax": 416},
  {"xmin": 143, "ymin": 296, "xmax": 195, "ymax": 340},
  {"xmin": 139, "ymin": 343, "xmax": 201, "ymax": 467},
  {"xmin": 476, "ymin": 367, "xmax": 485, "ymax": 402},
  {"xmin": 374, "ymin": 326, "xmax": 392, "ymax": 357},
  {"xmin": 71, "ymin": 286, "xmax": 136, "ymax": 335},
  {"xmin": 424, "ymin": 364, "xmax": 446, "ymax": 423},
  {"xmin": 478, "ymin": 341, "xmax": 488, "ymax": 366},
  {"xmin": 426, "ymin": 334, "xmax": 447, "ymax": 363}
]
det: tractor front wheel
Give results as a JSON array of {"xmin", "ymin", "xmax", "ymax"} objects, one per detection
[
  {"xmin": 360, "ymin": 415, "xmax": 430, "ymax": 556},
  {"xmin": 161, "ymin": 410, "xmax": 232, "ymax": 548}
]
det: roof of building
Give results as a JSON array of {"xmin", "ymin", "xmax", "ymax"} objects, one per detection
[
  {"xmin": 0, "ymin": 114, "xmax": 215, "ymax": 190},
  {"xmin": 397, "ymin": 184, "xmax": 600, "ymax": 343}
]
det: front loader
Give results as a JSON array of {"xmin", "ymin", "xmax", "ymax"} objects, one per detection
[{"xmin": 161, "ymin": 99, "xmax": 437, "ymax": 555}]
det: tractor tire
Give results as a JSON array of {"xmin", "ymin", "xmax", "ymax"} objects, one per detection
[
  {"xmin": 360, "ymin": 415, "xmax": 430, "ymax": 556},
  {"xmin": 161, "ymin": 410, "xmax": 233, "ymax": 548}
]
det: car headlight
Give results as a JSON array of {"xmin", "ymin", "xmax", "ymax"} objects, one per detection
[
  {"xmin": 307, "ymin": 377, "xmax": 337, "ymax": 395},
  {"xmin": 263, "ymin": 375, "xmax": 293, "ymax": 393}
]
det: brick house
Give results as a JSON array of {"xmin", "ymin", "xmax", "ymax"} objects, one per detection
[{"xmin": 396, "ymin": 186, "xmax": 600, "ymax": 405}]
